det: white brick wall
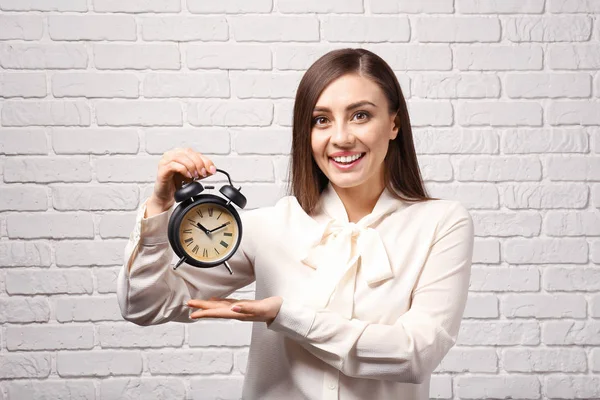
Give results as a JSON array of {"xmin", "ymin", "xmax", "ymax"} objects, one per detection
[{"xmin": 0, "ymin": 0, "xmax": 599, "ymax": 398}]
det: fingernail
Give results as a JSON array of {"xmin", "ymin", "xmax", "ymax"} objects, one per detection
[
  {"xmin": 187, "ymin": 171, "xmax": 192, "ymax": 178},
  {"xmin": 231, "ymin": 306, "xmax": 241, "ymax": 312},
  {"xmin": 194, "ymin": 171, "xmax": 199, "ymax": 179},
  {"xmin": 201, "ymin": 168, "xmax": 207, "ymax": 177},
  {"xmin": 210, "ymin": 165, "xmax": 216, "ymax": 174}
]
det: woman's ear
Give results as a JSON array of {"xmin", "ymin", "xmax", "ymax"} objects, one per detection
[{"xmin": 390, "ymin": 112, "xmax": 400, "ymax": 140}]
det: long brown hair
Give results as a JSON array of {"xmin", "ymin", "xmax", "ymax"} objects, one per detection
[{"xmin": 286, "ymin": 48, "xmax": 438, "ymax": 215}]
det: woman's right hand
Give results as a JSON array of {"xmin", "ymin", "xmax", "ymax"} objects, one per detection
[{"xmin": 148, "ymin": 147, "xmax": 217, "ymax": 213}]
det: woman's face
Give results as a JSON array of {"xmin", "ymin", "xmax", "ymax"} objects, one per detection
[{"xmin": 310, "ymin": 73, "xmax": 398, "ymax": 192}]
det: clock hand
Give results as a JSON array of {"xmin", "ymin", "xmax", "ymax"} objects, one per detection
[
  {"xmin": 209, "ymin": 221, "xmax": 231, "ymax": 233},
  {"xmin": 194, "ymin": 222, "xmax": 211, "ymax": 235}
]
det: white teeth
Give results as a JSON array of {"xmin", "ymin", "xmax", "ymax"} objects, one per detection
[{"xmin": 332, "ymin": 153, "xmax": 364, "ymax": 163}]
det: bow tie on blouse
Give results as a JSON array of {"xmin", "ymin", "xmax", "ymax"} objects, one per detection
[{"xmin": 299, "ymin": 184, "xmax": 403, "ymax": 319}]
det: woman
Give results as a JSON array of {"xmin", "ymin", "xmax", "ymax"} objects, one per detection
[{"xmin": 117, "ymin": 48, "xmax": 474, "ymax": 399}]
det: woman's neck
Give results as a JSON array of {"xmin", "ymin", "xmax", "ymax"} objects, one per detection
[{"xmin": 331, "ymin": 179, "xmax": 385, "ymax": 223}]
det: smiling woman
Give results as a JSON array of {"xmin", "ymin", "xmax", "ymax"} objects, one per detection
[{"xmin": 118, "ymin": 48, "xmax": 474, "ymax": 400}]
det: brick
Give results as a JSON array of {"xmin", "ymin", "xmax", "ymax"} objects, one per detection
[
  {"xmin": 473, "ymin": 239, "xmax": 500, "ymax": 263},
  {"xmin": 7, "ymin": 212, "xmax": 93, "ymax": 239},
  {"xmin": 94, "ymin": 44, "xmax": 180, "ymax": 70},
  {"xmin": 457, "ymin": 321, "xmax": 540, "ymax": 345},
  {"xmin": 55, "ymin": 295, "xmax": 123, "ymax": 322},
  {"xmin": 48, "ymin": 15, "xmax": 136, "ymax": 41},
  {"xmin": 98, "ymin": 212, "xmax": 137, "ymax": 239},
  {"xmin": 96, "ymin": 101, "xmax": 182, "ymax": 127},
  {"xmin": 100, "ymin": 378, "xmax": 185, "ymax": 400},
  {"xmin": 6, "ymin": 269, "xmax": 93, "ymax": 295},
  {"xmin": 548, "ymin": 101, "xmax": 600, "ymax": 125},
  {"xmin": 406, "ymin": 101, "xmax": 453, "ymax": 126},
  {"xmin": 463, "ymin": 294, "xmax": 499, "ymax": 318},
  {"xmin": 505, "ymin": 348, "xmax": 587, "ymax": 373},
  {"xmin": 549, "ymin": 0, "xmax": 600, "ymax": 12},
  {"xmin": 456, "ymin": 156, "xmax": 542, "ymax": 181},
  {"xmin": 4, "ymin": 156, "xmax": 91, "ymax": 183},
  {"xmin": 1, "ymin": 101, "xmax": 91, "ymax": 127},
  {"xmin": 190, "ymin": 377, "xmax": 244, "ymax": 400},
  {"xmin": 141, "ymin": 16, "xmax": 228, "ymax": 41},
  {"xmin": 0, "ymin": 297, "xmax": 50, "ymax": 323},
  {"xmin": 143, "ymin": 72, "xmax": 229, "ymax": 98},
  {"xmin": 417, "ymin": 156, "xmax": 453, "ymax": 181},
  {"xmin": 95, "ymin": 155, "xmax": 159, "ymax": 183},
  {"xmin": 93, "ymin": 0, "xmax": 180, "ymax": 13},
  {"xmin": 437, "ymin": 347, "xmax": 498, "ymax": 372},
  {"xmin": 412, "ymin": 73, "xmax": 500, "ymax": 99},
  {"xmin": 469, "ymin": 266, "xmax": 540, "ymax": 291},
  {"xmin": 416, "ymin": 17, "xmax": 500, "ymax": 43},
  {"xmin": 323, "ymin": 16, "xmax": 410, "ymax": 42},
  {"xmin": 0, "ymin": 72, "xmax": 47, "ymax": 97},
  {"xmin": 506, "ymin": 16, "xmax": 591, "ymax": 42},
  {"xmin": 188, "ymin": 100, "xmax": 273, "ymax": 127},
  {"xmin": 371, "ymin": 0, "xmax": 453, "ymax": 13},
  {"xmin": 57, "ymin": 351, "xmax": 142, "ymax": 376},
  {"xmin": 0, "ymin": 129, "xmax": 48, "ymax": 154},
  {"xmin": 471, "ymin": 211, "xmax": 541, "ymax": 237},
  {"xmin": 545, "ymin": 376, "xmax": 600, "ymax": 399},
  {"xmin": 187, "ymin": 44, "xmax": 271, "ymax": 70},
  {"xmin": 506, "ymin": 73, "xmax": 591, "ymax": 98},
  {"xmin": 502, "ymin": 183, "xmax": 588, "ymax": 209},
  {"xmin": 0, "ymin": 353, "xmax": 51, "ymax": 378},
  {"xmin": 52, "ymin": 128, "xmax": 139, "ymax": 154},
  {"xmin": 0, "ymin": 15, "xmax": 43, "ymax": 40},
  {"xmin": 144, "ymin": 128, "xmax": 230, "ymax": 155},
  {"xmin": 189, "ymin": 320, "xmax": 252, "ymax": 347},
  {"xmin": 52, "ymin": 73, "xmax": 139, "ymax": 98},
  {"xmin": 233, "ymin": 128, "xmax": 291, "ymax": 155},
  {"xmin": 548, "ymin": 44, "xmax": 600, "ymax": 70},
  {"xmin": 545, "ymin": 210, "xmax": 600, "ymax": 236},
  {"xmin": 187, "ymin": 0, "xmax": 272, "ymax": 13},
  {"xmin": 0, "ymin": 0, "xmax": 87, "ymax": 11},
  {"xmin": 98, "ymin": 323, "xmax": 184, "ymax": 348},
  {"xmin": 0, "ymin": 185, "xmax": 47, "ymax": 211},
  {"xmin": 54, "ymin": 240, "xmax": 127, "ymax": 266},
  {"xmin": 231, "ymin": 16, "xmax": 319, "ymax": 42},
  {"xmin": 413, "ymin": 128, "xmax": 498, "ymax": 154},
  {"xmin": 504, "ymin": 238, "xmax": 588, "ymax": 264},
  {"xmin": 51, "ymin": 184, "xmax": 138, "ymax": 211},
  {"xmin": 543, "ymin": 267, "xmax": 600, "ymax": 291},
  {"xmin": 426, "ymin": 183, "xmax": 499, "ymax": 209},
  {"xmin": 0, "ymin": 43, "xmax": 88, "ymax": 69},
  {"xmin": 231, "ymin": 71, "xmax": 302, "ymax": 99},
  {"xmin": 455, "ymin": 45, "xmax": 543, "ymax": 70},
  {"xmin": 458, "ymin": 101, "xmax": 542, "ymax": 126},
  {"xmin": 457, "ymin": 0, "xmax": 544, "ymax": 13},
  {"xmin": 0, "ymin": 241, "xmax": 52, "ymax": 267},
  {"xmin": 147, "ymin": 349, "xmax": 233, "ymax": 374},
  {"xmin": 501, "ymin": 128, "xmax": 589, "ymax": 153},
  {"xmin": 543, "ymin": 321, "xmax": 600, "ymax": 345},
  {"xmin": 502, "ymin": 294, "xmax": 587, "ymax": 318},
  {"xmin": 5, "ymin": 381, "xmax": 95, "ymax": 400},
  {"xmin": 456, "ymin": 375, "xmax": 540, "ymax": 399},
  {"xmin": 6, "ymin": 324, "xmax": 94, "ymax": 350}
]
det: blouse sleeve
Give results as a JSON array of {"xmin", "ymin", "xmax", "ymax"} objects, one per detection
[
  {"xmin": 117, "ymin": 197, "xmax": 257, "ymax": 326},
  {"xmin": 266, "ymin": 201, "xmax": 474, "ymax": 384}
]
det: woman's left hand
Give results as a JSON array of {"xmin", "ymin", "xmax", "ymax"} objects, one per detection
[{"xmin": 187, "ymin": 296, "xmax": 283, "ymax": 324}]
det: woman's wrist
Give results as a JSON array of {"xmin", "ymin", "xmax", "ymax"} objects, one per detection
[{"xmin": 144, "ymin": 195, "xmax": 173, "ymax": 218}]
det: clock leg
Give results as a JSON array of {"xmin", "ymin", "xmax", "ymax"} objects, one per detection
[
  {"xmin": 173, "ymin": 256, "xmax": 187, "ymax": 270},
  {"xmin": 223, "ymin": 261, "xmax": 233, "ymax": 275}
]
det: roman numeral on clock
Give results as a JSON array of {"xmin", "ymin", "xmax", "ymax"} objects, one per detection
[{"xmin": 220, "ymin": 240, "xmax": 229, "ymax": 248}]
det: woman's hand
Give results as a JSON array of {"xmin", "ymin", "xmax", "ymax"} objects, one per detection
[{"xmin": 187, "ymin": 296, "xmax": 283, "ymax": 324}]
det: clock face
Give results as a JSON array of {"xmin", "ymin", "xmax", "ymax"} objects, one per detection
[{"xmin": 177, "ymin": 202, "xmax": 240, "ymax": 264}]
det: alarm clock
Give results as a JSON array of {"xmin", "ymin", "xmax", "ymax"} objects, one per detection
[{"xmin": 167, "ymin": 168, "xmax": 247, "ymax": 275}]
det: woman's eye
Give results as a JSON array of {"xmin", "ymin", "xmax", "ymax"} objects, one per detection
[
  {"xmin": 353, "ymin": 111, "xmax": 369, "ymax": 121},
  {"xmin": 313, "ymin": 116, "xmax": 328, "ymax": 125}
]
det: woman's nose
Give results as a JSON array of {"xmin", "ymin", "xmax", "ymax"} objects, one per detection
[{"xmin": 331, "ymin": 122, "xmax": 354, "ymax": 145}]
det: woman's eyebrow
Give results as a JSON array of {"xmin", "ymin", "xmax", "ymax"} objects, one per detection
[{"xmin": 313, "ymin": 100, "xmax": 377, "ymax": 113}]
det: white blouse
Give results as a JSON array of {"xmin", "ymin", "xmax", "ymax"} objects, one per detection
[{"xmin": 117, "ymin": 181, "xmax": 474, "ymax": 400}]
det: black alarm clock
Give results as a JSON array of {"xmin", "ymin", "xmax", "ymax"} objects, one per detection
[{"xmin": 167, "ymin": 168, "xmax": 247, "ymax": 275}]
